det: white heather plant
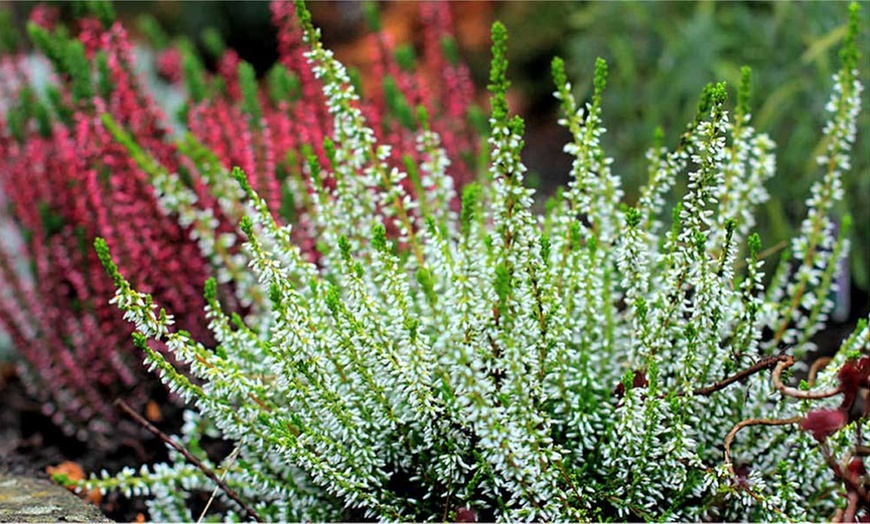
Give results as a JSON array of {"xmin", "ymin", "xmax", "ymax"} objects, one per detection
[{"xmin": 83, "ymin": 2, "xmax": 869, "ymax": 521}]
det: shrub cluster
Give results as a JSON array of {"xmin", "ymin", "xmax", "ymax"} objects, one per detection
[{"xmin": 0, "ymin": 0, "xmax": 868, "ymax": 521}]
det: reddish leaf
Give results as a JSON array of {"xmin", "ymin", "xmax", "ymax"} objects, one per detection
[
  {"xmin": 837, "ymin": 357, "xmax": 870, "ymax": 422},
  {"xmin": 800, "ymin": 408, "xmax": 849, "ymax": 443},
  {"xmin": 846, "ymin": 457, "xmax": 866, "ymax": 481},
  {"xmin": 455, "ymin": 507, "xmax": 478, "ymax": 523}
]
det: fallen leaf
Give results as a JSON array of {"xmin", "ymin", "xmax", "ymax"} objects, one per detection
[
  {"xmin": 47, "ymin": 461, "xmax": 102, "ymax": 506},
  {"xmin": 145, "ymin": 400, "xmax": 163, "ymax": 423},
  {"xmin": 46, "ymin": 461, "xmax": 84, "ymax": 483}
]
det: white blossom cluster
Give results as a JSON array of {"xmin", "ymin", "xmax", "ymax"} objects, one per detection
[{"xmin": 84, "ymin": 2, "xmax": 868, "ymax": 521}]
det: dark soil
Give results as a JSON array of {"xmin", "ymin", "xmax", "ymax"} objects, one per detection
[
  {"xmin": 0, "ymin": 363, "xmax": 241, "ymax": 522},
  {"xmin": 0, "ymin": 365, "xmax": 160, "ymax": 522}
]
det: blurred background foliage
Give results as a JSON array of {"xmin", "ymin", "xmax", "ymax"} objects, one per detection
[
  {"xmin": 495, "ymin": 2, "xmax": 870, "ymax": 298},
  {"xmin": 2, "ymin": 0, "xmax": 867, "ymax": 297}
]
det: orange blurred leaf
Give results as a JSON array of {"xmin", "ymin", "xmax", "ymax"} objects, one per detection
[
  {"xmin": 47, "ymin": 461, "xmax": 103, "ymax": 506},
  {"xmin": 145, "ymin": 400, "xmax": 163, "ymax": 423}
]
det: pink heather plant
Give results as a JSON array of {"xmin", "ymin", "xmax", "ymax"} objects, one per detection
[
  {"xmin": 0, "ymin": 5, "xmax": 214, "ymax": 445},
  {"xmin": 0, "ymin": 1, "xmax": 479, "ymax": 447},
  {"xmin": 179, "ymin": 1, "xmax": 478, "ymax": 214}
]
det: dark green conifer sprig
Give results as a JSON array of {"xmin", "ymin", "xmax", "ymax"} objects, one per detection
[
  {"xmin": 72, "ymin": 0, "xmax": 115, "ymax": 29},
  {"xmin": 0, "ymin": 10, "xmax": 19, "ymax": 55},
  {"xmin": 137, "ymin": 14, "xmax": 169, "ymax": 50},
  {"xmin": 736, "ymin": 66, "xmax": 752, "ymax": 121},
  {"xmin": 488, "ymin": 21, "xmax": 511, "ymax": 125},
  {"xmin": 238, "ymin": 60, "xmax": 263, "ymax": 123}
]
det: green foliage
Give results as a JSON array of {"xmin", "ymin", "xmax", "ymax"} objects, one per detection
[
  {"xmin": 178, "ymin": 39, "xmax": 208, "ymax": 104},
  {"xmin": 266, "ymin": 64, "xmax": 300, "ymax": 105},
  {"xmin": 95, "ymin": 52, "xmax": 112, "ymax": 99},
  {"xmin": 46, "ymin": 85, "xmax": 73, "ymax": 126},
  {"xmin": 362, "ymin": 0, "xmax": 380, "ymax": 33},
  {"xmin": 200, "ymin": 26, "xmax": 226, "ymax": 60},
  {"xmin": 27, "ymin": 22, "xmax": 64, "ymax": 71},
  {"xmin": 394, "ymin": 44, "xmax": 416, "ymax": 73},
  {"xmin": 440, "ymin": 35, "xmax": 460, "ymax": 67},
  {"xmin": 137, "ymin": 14, "xmax": 169, "ymax": 50},
  {"xmin": 37, "ymin": 201, "xmax": 64, "ymax": 237},
  {"xmin": 0, "ymin": 10, "xmax": 20, "ymax": 55},
  {"xmin": 460, "ymin": 182, "xmax": 483, "ymax": 237},
  {"xmin": 63, "ymin": 39, "xmax": 93, "ymax": 104},
  {"xmin": 536, "ymin": 1, "xmax": 870, "ymax": 289},
  {"xmin": 73, "ymin": 0, "xmax": 115, "ymax": 29},
  {"xmin": 488, "ymin": 21, "xmax": 511, "ymax": 125},
  {"xmin": 736, "ymin": 65, "xmax": 752, "ymax": 120},
  {"xmin": 238, "ymin": 60, "xmax": 262, "ymax": 123},
  {"xmin": 381, "ymin": 75, "xmax": 415, "ymax": 130}
]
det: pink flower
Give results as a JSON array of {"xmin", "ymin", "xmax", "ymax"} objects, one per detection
[
  {"xmin": 156, "ymin": 48, "xmax": 183, "ymax": 84},
  {"xmin": 28, "ymin": 5, "xmax": 58, "ymax": 30}
]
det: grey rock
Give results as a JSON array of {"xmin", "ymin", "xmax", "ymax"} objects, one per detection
[{"xmin": 0, "ymin": 473, "xmax": 112, "ymax": 523}]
